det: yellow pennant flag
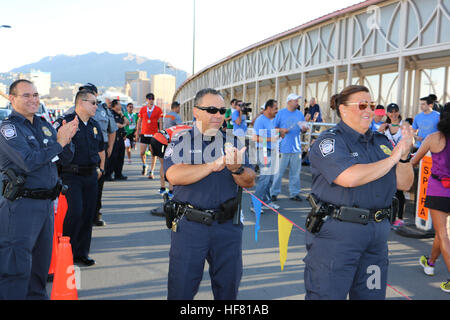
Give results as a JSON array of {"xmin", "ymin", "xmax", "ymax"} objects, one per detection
[{"xmin": 278, "ymin": 214, "xmax": 293, "ymax": 271}]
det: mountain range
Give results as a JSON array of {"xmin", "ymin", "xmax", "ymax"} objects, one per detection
[{"xmin": 9, "ymin": 52, "xmax": 188, "ymax": 88}]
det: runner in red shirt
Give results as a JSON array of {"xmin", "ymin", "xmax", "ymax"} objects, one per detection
[
  {"xmin": 135, "ymin": 93, "xmax": 163, "ymax": 179},
  {"xmin": 150, "ymin": 124, "xmax": 192, "ymax": 196}
]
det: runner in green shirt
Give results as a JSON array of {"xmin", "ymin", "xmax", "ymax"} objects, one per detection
[{"xmin": 124, "ymin": 103, "xmax": 139, "ymax": 164}]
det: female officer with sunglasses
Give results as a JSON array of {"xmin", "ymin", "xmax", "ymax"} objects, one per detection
[{"xmin": 303, "ymin": 85, "xmax": 414, "ymax": 300}]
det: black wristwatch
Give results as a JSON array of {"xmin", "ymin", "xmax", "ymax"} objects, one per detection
[
  {"xmin": 231, "ymin": 166, "xmax": 245, "ymax": 175},
  {"xmin": 399, "ymin": 154, "xmax": 412, "ymax": 163}
]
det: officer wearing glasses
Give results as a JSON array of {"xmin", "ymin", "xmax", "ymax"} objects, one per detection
[
  {"xmin": 0, "ymin": 79, "xmax": 78, "ymax": 299},
  {"xmin": 304, "ymin": 85, "xmax": 414, "ymax": 300},
  {"xmin": 54, "ymin": 89, "xmax": 105, "ymax": 267},
  {"xmin": 163, "ymin": 88, "xmax": 256, "ymax": 300}
]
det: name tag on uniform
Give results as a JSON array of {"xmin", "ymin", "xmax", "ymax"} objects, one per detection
[
  {"xmin": 51, "ymin": 156, "xmax": 59, "ymax": 163},
  {"xmin": 144, "ymin": 134, "xmax": 153, "ymax": 138}
]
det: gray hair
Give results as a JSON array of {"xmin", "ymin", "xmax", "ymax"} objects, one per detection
[{"xmin": 194, "ymin": 88, "xmax": 223, "ymax": 106}]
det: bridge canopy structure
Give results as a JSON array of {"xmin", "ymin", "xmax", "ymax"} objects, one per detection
[{"xmin": 174, "ymin": 0, "xmax": 450, "ymax": 123}]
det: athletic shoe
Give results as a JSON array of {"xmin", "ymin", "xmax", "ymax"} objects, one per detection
[
  {"xmin": 128, "ymin": 159, "xmax": 132, "ymax": 164},
  {"xmin": 262, "ymin": 203, "xmax": 280, "ymax": 211},
  {"xmin": 142, "ymin": 164, "xmax": 148, "ymax": 176},
  {"xmin": 145, "ymin": 150, "xmax": 151, "ymax": 156},
  {"xmin": 440, "ymin": 280, "xmax": 450, "ymax": 293},
  {"xmin": 419, "ymin": 255, "xmax": 435, "ymax": 276},
  {"xmin": 168, "ymin": 191, "xmax": 173, "ymax": 198},
  {"xmin": 271, "ymin": 195, "xmax": 278, "ymax": 202},
  {"xmin": 290, "ymin": 195, "xmax": 303, "ymax": 202},
  {"xmin": 148, "ymin": 171, "xmax": 154, "ymax": 179},
  {"xmin": 392, "ymin": 219, "xmax": 405, "ymax": 227},
  {"xmin": 159, "ymin": 187, "xmax": 168, "ymax": 195}
]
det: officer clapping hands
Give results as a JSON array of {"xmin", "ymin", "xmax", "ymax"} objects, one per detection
[
  {"xmin": 56, "ymin": 117, "xmax": 79, "ymax": 147},
  {"xmin": 390, "ymin": 122, "xmax": 414, "ymax": 162}
]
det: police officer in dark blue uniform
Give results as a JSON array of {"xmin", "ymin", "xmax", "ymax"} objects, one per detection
[
  {"xmin": 0, "ymin": 80, "xmax": 78, "ymax": 299},
  {"xmin": 304, "ymin": 85, "xmax": 414, "ymax": 300},
  {"xmin": 106, "ymin": 99, "xmax": 128, "ymax": 180},
  {"xmin": 54, "ymin": 89, "xmax": 105, "ymax": 267},
  {"xmin": 163, "ymin": 88, "xmax": 256, "ymax": 300}
]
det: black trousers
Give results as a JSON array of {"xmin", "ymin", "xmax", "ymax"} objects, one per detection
[
  {"xmin": 62, "ymin": 171, "xmax": 98, "ymax": 258},
  {"xmin": 109, "ymin": 137, "xmax": 125, "ymax": 178},
  {"xmin": 95, "ymin": 143, "xmax": 109, "ymax": 220}
]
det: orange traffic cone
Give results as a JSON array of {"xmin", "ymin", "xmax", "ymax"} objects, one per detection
[
  {"xmin": 55, "ymin": 194, "xmax": 68, "ymax": 237},
  {"xmin": 51, "ymin": 237, "xmax": 78, "ymax": 300}
]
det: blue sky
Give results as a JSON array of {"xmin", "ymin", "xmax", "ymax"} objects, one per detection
[{"xmin": 0, "ymin": 0, "xmax": 362, "ymax": 75}]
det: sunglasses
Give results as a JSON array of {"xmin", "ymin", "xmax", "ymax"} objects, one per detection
[
  {"xmin": 195, "ymin": 106, "xmax": 227, "ymax": 115},
  {"xmin": 347, "ymin": 101, "xmax": 377, "ymax": 111}
]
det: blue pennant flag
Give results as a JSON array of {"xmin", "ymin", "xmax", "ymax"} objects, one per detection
[{"xmin": 251, "ymin": 195, "xmax": 262, "ymax": 242}]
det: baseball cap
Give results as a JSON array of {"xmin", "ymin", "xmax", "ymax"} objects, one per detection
[
  {"xmin": 374, "ymin": 105, "xmax": 385, "ymax": 116},
  {"xmin": 286, "ymin": 93, "xmax": 301, "ymax": 103},
  {"xmin": 260, "ymin": 104, "xmax": 265, "ymax": 110},
  {"xmin": 386, "ymin": 103, "xmax": 399, "ymax": 113},
  {"xmin": 79, "ymin": 83, "xmax": 98, "ymax": 94}
]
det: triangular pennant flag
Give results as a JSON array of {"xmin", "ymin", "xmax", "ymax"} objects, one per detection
[
  {"xmin": 278, "ymin": 214, "xmax": 293, "ymax": 271},
  {"xmin": 251, "ymin": 195, "xmax": 262, "ymax": 242}
]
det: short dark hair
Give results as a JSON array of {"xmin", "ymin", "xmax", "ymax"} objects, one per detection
[
  {"xmin": 146, "ymin": 93, "xmax": 155, "ymax": 101},
  {"xmin": 171, "ymin": 101, "xmax": 180, "ymax": 109},
  {"xmin": 230, "ymin": 99, "xmax": 238, "ymax": 105},
  {"xmin": 127, "ymin": 103, "xmax": 133, "ymax": 107},
  {"xmin": 194, "ymin": 88, "xmax": 223, "ymax": 106},
  {"xmin": 428, "ymin": 94, "xmax": 438, "ymax": 102},
  {"xmin": 79, "ymin": 83, "xmax": 98, "ymax": 94},
  {"xmin": 265, "ymin": 99, "xmax": 277, "ymax": 109},
  {"xmin": 111, "ymin": 99, "xmax": 121, "ymax": 108},
  {"xmin": 75, "ymin": 89, "xmax": 95, "ymax": 105},
  {"xmin": 9, "ymin": 79, "xmax": 33, "ymax": 95},
  {"xmin": 420, "ymin": 96, "xmax": 433, "ymax": 105}
]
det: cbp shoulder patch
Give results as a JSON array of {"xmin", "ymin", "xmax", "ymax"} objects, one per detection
[
  {"xmin": 1, "ymin": 124, "xmax": 17, "ymax": 140},
  {"xmin": 319, "ymin": 138, "xmax": 335, "ymax": 157}
]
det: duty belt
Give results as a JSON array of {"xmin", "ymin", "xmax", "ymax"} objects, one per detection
[
  {"xmin": 323, "ymin": 203, "xmax": 391, "ymax": 225},
  {"xmin": 60, "ymin": 165, "xmax": 97, "ymax": 176},
  {"xmin": 19, "ymin": 184, "xmax": 65, "ymax": 201},
  {"xmin": 174, "ymin": 203, "xmax": 235, "ymax": 226}
]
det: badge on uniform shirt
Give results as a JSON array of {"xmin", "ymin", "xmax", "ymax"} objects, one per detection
[
  {"xmin": 319, "ymin": 138, "xmax": 335, "ymax": 157},
  {"xmin": 380, "ymin": 145, "xmax": 392, "ymax": 156},
  {"xmin": 93, "ymin": 127, "xmax": 98, "ymax": 136},
  {"xmin": 42, "ymin": 126, "xmax": 52, "ymax": 137},
  {"xmin": 1, "ymin": 124, "xmax": 17, "ymax": 140}
]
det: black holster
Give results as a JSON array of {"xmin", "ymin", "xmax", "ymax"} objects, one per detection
[
  {"xmin": 219, "ymin": 197, "xmax": 239, "ymax": 224},
  {"xmin": 2, "ymin": 168, "xmax": 26, "ymax": 201},
  {"xmin": 163, "ymin": 199, "xmax": 178, "ymax": 229}
]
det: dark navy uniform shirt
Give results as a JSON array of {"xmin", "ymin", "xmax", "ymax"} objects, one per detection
[
  {"xmin": 0, "ymin": 110, "xmax": 74, "ymax": 190},
  {"xmin": 54, "ymin": 113, "xmax": 104, "ymax": 167},
  {"xmin": 111, "ymin": 109, "xmax": 126, "ymax": 139},
  {"xmin": 309, "ymin": 121, "xmax": 397, "ymax": 209},
  {"xmin": 163, "ymin": 126, "xmax": 253, "ymax": 210}
]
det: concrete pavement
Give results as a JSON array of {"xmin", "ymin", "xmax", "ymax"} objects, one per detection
[{"xmin": 47, "ymin": 150, "xmax": 449, "ymax": 300}]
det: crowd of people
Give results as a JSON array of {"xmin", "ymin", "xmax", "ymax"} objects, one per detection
[{"xmin": 0, "ymin": 78, "xmax": 448, "ymax": 300}]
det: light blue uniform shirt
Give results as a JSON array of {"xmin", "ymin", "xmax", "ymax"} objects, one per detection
[
  {"xmin": 412, "ymin": 111, "xmax": 440, "ymax": 147},
  {"xmin": 273, "ymin": 108, "xmax": 305, "ymax": 153}
]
